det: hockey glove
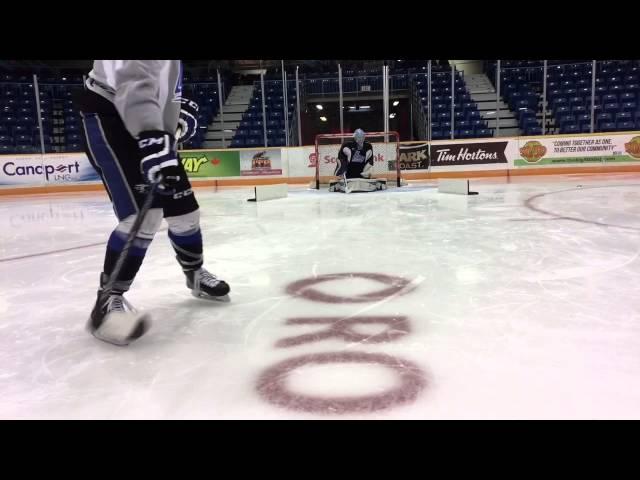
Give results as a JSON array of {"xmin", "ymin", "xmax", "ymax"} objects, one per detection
[
  {"xmin": 176, "ymin": 98, "xmax": 199, "ymax": 143},
  {"xmin": 139, "ymin": 130, "xmax": 181, "ymax": 192}
]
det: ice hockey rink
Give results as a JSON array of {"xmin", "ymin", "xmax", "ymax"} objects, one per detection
[{"xmin": 2, "ymin": 173, "xmax": 640, "ymax": 419}]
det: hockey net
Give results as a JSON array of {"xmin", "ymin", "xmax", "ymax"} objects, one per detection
[{"xmin": 314, "ymin": 131, "xmax": 401, "ymax": 189}]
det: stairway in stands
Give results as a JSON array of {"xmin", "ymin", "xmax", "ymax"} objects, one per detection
[
  {"xmin": 466, "ymin": 73, "xmax": 521, "ymax": 137},
  {"xmin": 204, "ymin": 85, "xmax": 255, "ymax": 149}
]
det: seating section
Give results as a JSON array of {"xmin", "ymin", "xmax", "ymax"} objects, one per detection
[
  {"xmin": 414, "ymin": 72, "xmax": 493, "ymax": 139},
  {"xmin": 301, "ymin": 62, "xmax": 444, "ymax": 95},
  {"xmin": 487, "ymin": 60, "xmax": 640, "ymax": 135},
  {"xmin": 0, "ymin": 70, "xmax": 228, "ymax": 154},
  {"xmin": 230, "ymin": 81, "xmax": 296, "ymax": 148},
  {"xmin": 0, "ymin": 73, "xmax": 83, "ymax": 154}
]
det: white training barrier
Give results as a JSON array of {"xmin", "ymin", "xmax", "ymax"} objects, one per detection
[
  {"xmin": 437, "ymin": 179, "xmax": 478, "ymax": 195},
  {"xmin": 248, "ymin": 183, "xmax": 288, "ymax": 202}
]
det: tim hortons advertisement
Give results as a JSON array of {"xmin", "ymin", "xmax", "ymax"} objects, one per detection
[
  {"xmin": 430, "ymin": 141, "xmax": 509, "ymax": 166},
  {"xmin": 240, "ymin": 149, "xmax": 283, "ymax": 176},
  {"xmin": 0, "ymin": 154, "xmax": 100, "ymax": 186},
  {"xmin": 396, "ymin": 143, "xmax": 430, "ymax": 170},
  {"xmin": 514, "ymin": 134, "xmax": 640, "ymax": 167}
]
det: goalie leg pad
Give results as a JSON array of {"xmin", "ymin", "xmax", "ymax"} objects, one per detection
[{"xmin": 328, "ymin": 178, "xmax": 386, "ymax": 193}]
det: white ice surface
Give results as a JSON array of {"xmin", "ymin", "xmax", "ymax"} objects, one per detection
[{"xmin": 2, "ymin": 174, "xmax": 640, "ymax": 419}]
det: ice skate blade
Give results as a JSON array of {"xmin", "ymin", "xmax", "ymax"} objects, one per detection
[{"xmin": 191, "ymin": 291, "xmax": 231, "ymax": 302}]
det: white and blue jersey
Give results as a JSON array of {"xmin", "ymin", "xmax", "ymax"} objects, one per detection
[{"xmin": 85, "ymin": 60, "xmax": 183, "ymax": 138}]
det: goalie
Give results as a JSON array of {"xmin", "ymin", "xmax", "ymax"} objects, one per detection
[{"xmin": 329, "ymin": 129, "xmax": 387, "ymax": 193}]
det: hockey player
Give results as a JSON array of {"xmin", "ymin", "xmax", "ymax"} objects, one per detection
[
  {"xmin": 75, "ymin": 60, "xmax": 230, "ymax": 346},
  {"xmin": 331, "ymin": 129, "xmax": 386, "ymax": 193},
  {"xmin": 334, "ymin": 128, "xmax": 374, "ymax": 179}
]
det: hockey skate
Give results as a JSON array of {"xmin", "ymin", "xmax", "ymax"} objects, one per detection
[
  {"xmin": 185, "ymin": 267, "xmax": 230, "ymax": 302},
  {"xmin": 88, "ymin": 290, "xmax": 151, "ymax": 346}
]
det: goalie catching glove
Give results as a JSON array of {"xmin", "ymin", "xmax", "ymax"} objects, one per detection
[{"xmin": 138, "ymin": 130, "xmax": 181, "ymax": 192}]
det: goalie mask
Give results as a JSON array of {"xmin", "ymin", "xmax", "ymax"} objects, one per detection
[{"xmin": 354, "ymin": 129, "xmax": 365, "ymax": 148}]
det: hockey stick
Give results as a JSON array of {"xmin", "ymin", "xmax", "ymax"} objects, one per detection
[
  {"xmin": 100, "ymin": 180, "xmax": 160, "ymax": 299},
  {"xmin": 343, "ymin": 172, "xmax": 352, "ymax": 194}
]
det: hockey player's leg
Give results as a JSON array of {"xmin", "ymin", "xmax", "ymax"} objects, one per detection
[
  {"xmin": 80, "ymin": 104, "xmax": 161, "ymax": 345},
  {"xmin": 89, "ymin": 208, "xmax": 163, "ymax": 345},
  {"xmin": 163, "ymin": 169, "xmax": 230, "ymax": 301}
]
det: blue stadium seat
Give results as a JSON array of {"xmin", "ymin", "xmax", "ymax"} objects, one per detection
[
  {"xmin": 609, "ymin": 85, "xmax": 624, "ymax": 96},
  {"xmin": 1, "ymin": 115, "xmax": 17, "ymax": 126},
  {"xmin": 466, "ymin": 111, "xmax": 481, "ymax": 121},
  {"xmin": 552, "ymin": 98, "xmax": 569, "ymax": 113},
  {"xmin": 559, "ymin": 114, "xmax": 576, "ymax": 128},
  {"xmin": 617, "ymin": 120, "xmax": 635, "ymax": 131},
  {"xmin": 462, "ymin": 102, "xmax": 477, "ymax": 112},
  {"xmin": 576, "ymin": 87, "xmax": 591, "ymax": 98},
  {"xmin": 572, "ymin": 105, "xmax": 587, "ymax": 115},
  {"xmin": 576, "ymin": 113, "xmax": 592, "ymax": 127},
  {"xmin": 15, "ymin": 144, "xmax": 36, "ymax": 154},
  {"xmin": 603, "ymin": 102, "xmax": 619, "ymax": 114},
  {"xmin": 568, "ymin": 96, "xmax": 583, "ymax": 107},
  {"xmin": 596, "ymin": 112, "xmax": 612, "ymax": 126},
  {"xmin": 600, "ymin": 121, "xmax": 616, "ymax": 132},
  {"xmin": 458, "ymin": 129, "xmax": 474, "ymax": 139},
  {"xmin": 560, "ymin": 124, "xmax": 580, "ymax": 134},
  {"xmin": 616, "ymin": 112, "xmax": 632, "ymax": 122},
  {"xmin": 431, "ymin": 129, "xmax": 444, "ymax": 140},
  {"xmin": 621, "ymin": 102, "xmax": 636, "ymax": 112},
  {"xmin": 548, "ymin": 89, "xmax": 562, "ymax": 101},
  {"xmin": 13, "ymin": 125, "xmax": 31, "ymax": 135},
  {"xmin": 520, "ymin": 117, "xmax": 539, "ymax": 130},
  {"xmin": 16, "ymin": 116, "xmax": 35, "ymax": 127},
  {"xmin": 524, "ymin": 126, "xmax": 543, "ymax": 136}
]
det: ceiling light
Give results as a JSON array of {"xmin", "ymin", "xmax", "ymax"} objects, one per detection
[
  {"xmin": 393, "ymin": 100, "xmax": 400, "ymax": 106},
  {"xmin": 315, "ymin": 104, "xmax": 323, "ymax": 110},
  {"xmin": 320, "ymin": 116, "xmax": 327, "ymax": 122}
]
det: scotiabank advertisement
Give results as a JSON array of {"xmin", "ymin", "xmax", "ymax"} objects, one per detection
[{"xmin": 0, "ymin": 154, "xmax": 100, "ymax": 186}]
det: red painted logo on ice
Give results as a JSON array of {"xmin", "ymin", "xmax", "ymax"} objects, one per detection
[{"xmin": 256, "ymin": 272, "xmax": 427, "ymax": 415}]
